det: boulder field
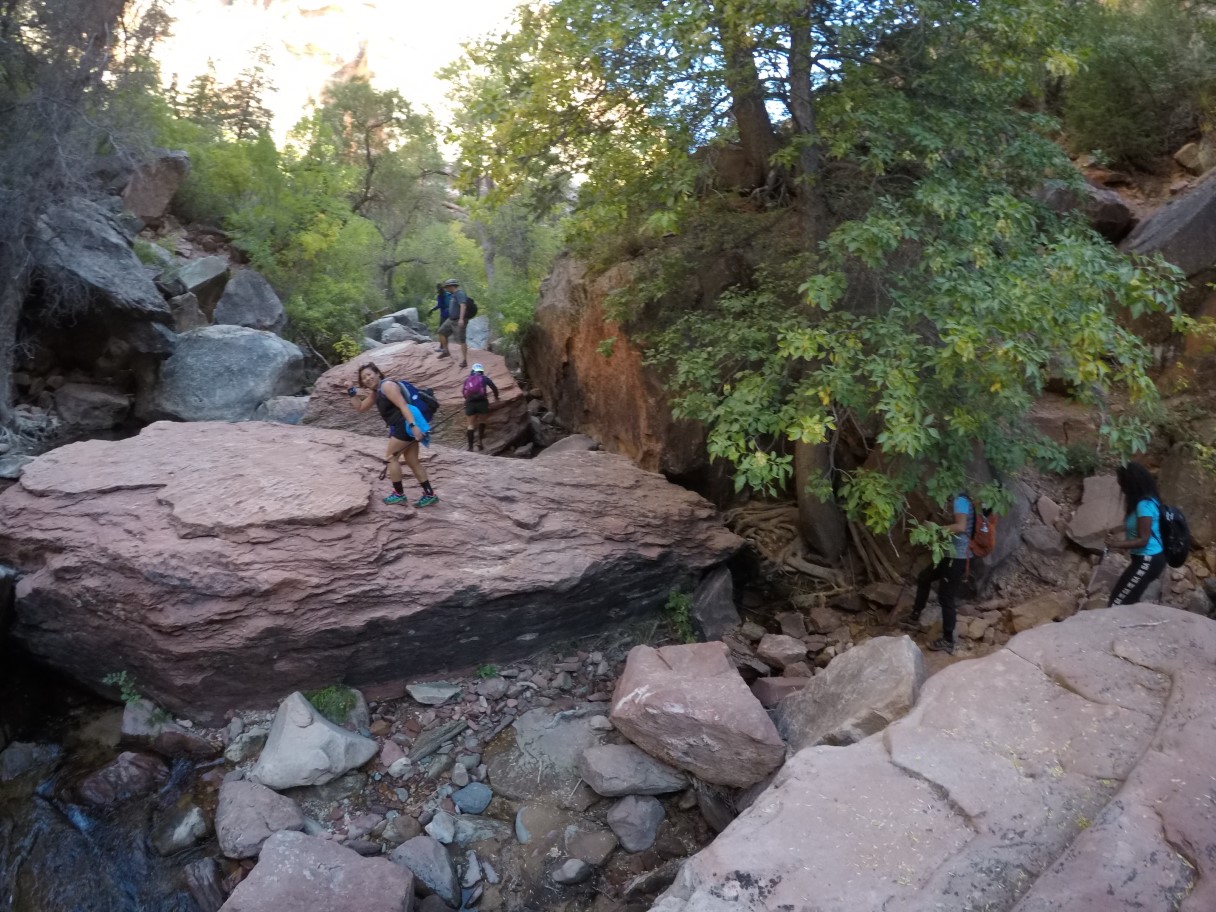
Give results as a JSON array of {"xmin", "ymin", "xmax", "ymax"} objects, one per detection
[
  {"xmin": 653, "ymin": 604, "xmax": 1216, "ymax": 912},
  {"xmin": 303, "ymin": 341, "xmax": 527, "ymax": 453},
  {"xmin": 0, "ymin": 421, "xmax": 739, "ymax": 721}
]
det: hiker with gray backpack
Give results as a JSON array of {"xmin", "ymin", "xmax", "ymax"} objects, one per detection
[{"xmin": 1105, "ymin": 461, "xmax": 1191, "ymax": 606}]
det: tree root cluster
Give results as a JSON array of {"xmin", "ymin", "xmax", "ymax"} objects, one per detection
[{"xmin": 724, "ymin": 501, "xmax": 846, "ymax": 589}]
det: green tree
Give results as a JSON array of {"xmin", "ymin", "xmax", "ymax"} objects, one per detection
[{"xmin": 448, "ymin": 0, "xmax": 1185, "ymax": 534}]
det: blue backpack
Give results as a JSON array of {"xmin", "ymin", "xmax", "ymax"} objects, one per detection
[{"xmin": 397, "ymin": 381, "xmax": 439, "ymax": 422}]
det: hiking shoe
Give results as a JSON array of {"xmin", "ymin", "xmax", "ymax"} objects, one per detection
[
  {"xmin": 437, "ymin": 350, "xmax": 451, "ymax": 359},
  {"xmin": 928, "ymin": 637, "xmax": 955, "ymax": 655},
  {"xmin": 476, "ymin": 443, "xmax": 484, "ymax": 451},
  {"xmin": 460, "ymin": 361, "xmax": 467, "ymax": 368},
  {"xmin": 898, "ymin": 616, "xmax": 921, "ymax": 632},
  {"xmin": 433, "ymin": 346, "xmax": 444, "ymax": 353},
  {"xmin": 416, "ymin": 494, "xmax": 439, "ymax": 507},
  {"xmin": 383, "ymin": 492, "xmax": 408, "ymax": 505}
]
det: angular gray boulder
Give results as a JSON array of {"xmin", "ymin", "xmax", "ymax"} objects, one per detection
[
  {"xmin": 1066, "ymin": 474, "xmax": 1125, "ymax": 552},
  {"xmin": 138, "ymin": 325, "xmax": 304, "ymax": 422},
  {"xmin": 388, "ymin": 834, "xmax": 459, "ymax": 907},
  {"xmin": 54, "ymin": 383, "xmax": 132, "ymax": 432},
  {"xmin": 213, "ymin": 270, "xmax": 286, "ymax": 334},
  {"xmin": 690, "ymin": 565, "xmax": 739, "ymax": 641},
  {"xmin": 171, "ymin": 256, "xmax": 230, "ymax": 314},
  {"xmin": 578, "ymin": 744, "xmax": 687, "ymax": 797},
  {"xmin": 122, "ymin": 150, "xmax": 190, "ymax": 224},
  {"xmin": 775, "ymin": 635, "xmax": 926, "ymax": 751},
  {"xmin": 33, "ymin": 198, "xmax": 169, "ymax": 321},
  {"xmin": 220, "ymin": 831, "xmax": 414, "ymax": 912},
  {"xmin": 1122, "ymin": 173, "xmax": 1216, "ymax": 277},
  {"xmin": 250, "ymin": 692, "xmax": 378, "ymax": 790},
  {"xmin": 216, "ymin": 779, "xmax": 305, "ymax": 859},
  {"xmin": 606, "ymin": 795, "xmax": 664, "ymax": 852}
]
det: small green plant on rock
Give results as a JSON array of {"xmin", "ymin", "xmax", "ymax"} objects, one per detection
[
  {"xmin": 476, "ymin": 664, "xmax": 499, "ymax": 679},
  {"xmin": 596, "ymin": 337, "xmax": 616, "ymax": 359},
  {"xmin": 664, "ymin": 589, "xmax": 696, "ymax": 644},
  {"xmin": 102, "ymin": 670, "xmax": 142, "ymax": 706},
  {"xmin": 305, "ymin": 685, "xmax": 356, "ymax": 724}
]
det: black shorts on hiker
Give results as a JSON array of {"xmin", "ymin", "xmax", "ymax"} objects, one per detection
[
  {"xmin": 388, "ymin": 421, "xmax": 416, "ymax": 442},
  {"xmin": 464, "ymin": 398, "xmax": 490, "ymax": 416}
]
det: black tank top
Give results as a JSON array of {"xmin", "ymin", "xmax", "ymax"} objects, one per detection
[{"xmin": 375, "ymin": 381, "xmax": 404, "ymax": 426}]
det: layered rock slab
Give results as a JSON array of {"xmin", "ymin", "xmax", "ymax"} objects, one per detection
[
  {"xmin": 0, "ymin": 421, "xmax": 739, "ymax": 720},
  {"xmin": 653, "ymin": 605, "xmax": 1216, "ymax": 912},
  {"xmin": 303, "ymin": 341, "xmax": 527, "ymax": 453}
]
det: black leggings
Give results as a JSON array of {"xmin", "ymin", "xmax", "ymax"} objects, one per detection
[
  {"xmin": 913, "ymin": 557, "xmax": 966, "ymax": 642},
  {"xmin": 1108, "ymin": 553, "xmax": 1167, "ymax": 607}
]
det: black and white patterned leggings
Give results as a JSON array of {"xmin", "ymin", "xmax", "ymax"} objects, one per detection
[{"xmin": 1108, "ymin": 553, "xmax": 1167, "ymax": 607}]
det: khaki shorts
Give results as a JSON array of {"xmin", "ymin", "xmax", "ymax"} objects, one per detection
[{"xmin": 439, "ymin": 317, "xmax": 466, "ymax": 343}]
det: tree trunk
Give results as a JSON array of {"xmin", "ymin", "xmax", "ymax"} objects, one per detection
[
  {"xmin": 788, "ymin": 9, "xmax": 831, "ymax": 245},
  {"xmin": 477, "ymin": 175, "xmax": 496, "ymax": 286},
  {"xmin": 0, "ymin": 269, "xmax": 26, "ymax": 432},
  {"xmin": 715, "ymin": 13, "xmax": 779, "ymax": 189}
]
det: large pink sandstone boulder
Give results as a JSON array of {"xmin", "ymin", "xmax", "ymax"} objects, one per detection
[
  {"xmin": 303, "ymin": 341, "xmax": 528, "ymax": 453},
  {"xmin": 652, "ymin": 604, "xmax": 1216, "ymax": 912},
  {"xmin": 0, "ymin": 422, "xmax": 739, "ymax": 721},
  {"xmin": 610, "ymin": 642, "xmax": 784, "ymax": 788}
]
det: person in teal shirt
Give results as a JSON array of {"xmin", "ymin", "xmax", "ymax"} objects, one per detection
[
  {"xmin": 1105, "ymin": 462, "xmax": 1166, "ymax": 606},
  {"xmin": 903, "ymin": 492, "xmax": 974, "ymax": 655}
]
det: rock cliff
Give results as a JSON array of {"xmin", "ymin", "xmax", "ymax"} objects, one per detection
[{"xmin": 0, "ymin": 421, "xmax": 739, "ymax": 720}]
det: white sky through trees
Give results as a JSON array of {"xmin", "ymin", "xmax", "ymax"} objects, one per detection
[{"xmin": 155, "ymin": 0, "xmax": 518, "ymax": 139}]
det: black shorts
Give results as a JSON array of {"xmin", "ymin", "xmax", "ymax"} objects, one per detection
[
  {"xmin": 464, "ymin": 398, "xmax": 490, "ymax": 416},
  {"xmin": 388, "ymin": 421, "xmax": 416, "ymax": 442}
]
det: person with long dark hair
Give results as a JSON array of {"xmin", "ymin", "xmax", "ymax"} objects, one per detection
[
  {"xmin": 349, "ymin": 362, "xmax": 439, "ymax": 507},
  {"xmin": 1105, "ymin": 462, "xmax": 1165, "ymax": 606}
]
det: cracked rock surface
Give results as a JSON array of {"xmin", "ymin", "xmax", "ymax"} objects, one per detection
[{"xmin": 652, "ymin": 604, "xmax": 1216, "ymax": 912}]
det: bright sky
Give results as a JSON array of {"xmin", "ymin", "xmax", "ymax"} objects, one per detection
[{"xmin": 156, "ymin": 0, "xmax": 521, "ymax": 141}]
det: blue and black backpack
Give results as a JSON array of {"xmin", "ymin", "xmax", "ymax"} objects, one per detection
[{"xmin": 396, "ymin": 381, "xmax": 439, "ymax": 422}]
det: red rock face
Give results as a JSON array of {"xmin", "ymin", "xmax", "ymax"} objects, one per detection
[
  {"xmin": 303, "ymin": 341, "xmax": 528, "ymax": 453},
  {"xmin": 0, "ymin": 421, "xmax": 739, "ymax": 721}
]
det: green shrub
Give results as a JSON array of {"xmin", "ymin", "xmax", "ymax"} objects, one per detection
[
  {"xmin": 664, "ymin": 589, "xmax": 696, "ymax": 644},
  {"xmin": 305, "ymin": 685, "xmax": 357, "ymax": 723}
]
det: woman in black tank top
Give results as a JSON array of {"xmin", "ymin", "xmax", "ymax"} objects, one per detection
[{"xmin": 349, "ymin": 362, "xmax": 438, "ymax": 507}]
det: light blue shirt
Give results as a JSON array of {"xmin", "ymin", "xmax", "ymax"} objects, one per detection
[
  {"xmin": 1126, "ymin": 499, "xmax": 1162, "ymax": 557},
  {"xmin": 952, "ymin": 494, "xmax": 974, "ymax": 559}
]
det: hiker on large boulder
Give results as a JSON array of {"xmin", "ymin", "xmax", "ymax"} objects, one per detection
[
  {"xmin": 1105, "ymin": 461, "xmax": 1167, "ymax": 606},
  {"xmin": 463, "ymin": 363, "xmax": 500, "ymax": 452},
  {"xmin": 902, "ymin": 492, "xmax": 974, "ymax": 655},
  {"xmin": 349, "ymin": 361, "xmax": 439, "ymax": 507},
  {"xmin": 434, "ymin": 278, "xmax": 473, "ymax": 367}
]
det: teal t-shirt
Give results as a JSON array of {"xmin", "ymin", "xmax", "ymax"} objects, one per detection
[
  {"xmin": 1126, "ymin": 499, "xmax": 1162, "ymax": 557},
  {"xmin": 952, "ymin": 494, "xmax": 974, "ymax": 559}
]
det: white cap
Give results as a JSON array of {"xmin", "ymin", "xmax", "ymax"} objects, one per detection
[{"xmin": 471, "ymin": 363, "xmax": 485, "ymax": 373}]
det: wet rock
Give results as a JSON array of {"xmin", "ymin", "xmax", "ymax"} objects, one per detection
[
  {"xmin": 486, "ymin": 706, "xmax": 608, "ymax": 810},
  {"xmin": 452, "ymin": 782, "xmax": 493, "ymax": 815},
  {"xmin": 220, "ymin": 831, "xmax": 413, "ymax": 912},
  {"xmin": 389, "ymin": 835, "xmax": 460, "ymax": 907},
  {"xmin": 76, "ymin": 751, "xmax": 167, "ymax": 807},
  {"xmin": 250, "ymin": 692, "xmax": 378, "ymax": 790},
  {"xmin": 551, "ymin": 858, "xmax": 593, "ymax": 885},
  {"xmin": 0, "ymin": 422, "xmax": 737, "ymax": 721},
  {"xmin": 121, "ymin": 699, "xmax": 215, "ymax": 759},
  {"xmin": 776, "ymin": 635, "xmax": 925, "ymax": 752},
  {"xmin": 152, "ymin": 803, "xmax": 208, "ymax": 855},
  {"xmin": 213, "ymin": 269, "xmax": 286, "ymax": 334},
  {"xmin": 0, "ymin": 742, "xmax": 60, "ymax": 782},
  {"xmin": 215, "ymin": 779, "xmax": 305, "ymax": 859},
  {"xmin": 653, "ymin": 605, "xmax": 1212, "ymax": 912},
  {"xmin": 408, "ymin": 683, "xmax": 463, "ymax": 706},
  {"xmin": 578, "ymin": 744, "xmax": 687, "ymax": 797},
  {"xmin": 607, "ymin": 795, "xmax": 665, "ymax": 852},
  {"xmin": 609, "ymin": 642, "xmax": 784, "ymax": 788}
]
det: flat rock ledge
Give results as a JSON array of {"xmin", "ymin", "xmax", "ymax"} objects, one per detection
[
  {"xmin": 653, "ymin": 604, "xmax": 1216, "ymax": 912},
  {"xmin": 0, "ymin": 421, "xmax": 739, "ymax": 721}
]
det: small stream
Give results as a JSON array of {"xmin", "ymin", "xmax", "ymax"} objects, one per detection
[{"xmin": 1, "ymin": 644, "xmax": 205, "ymax": 912}]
